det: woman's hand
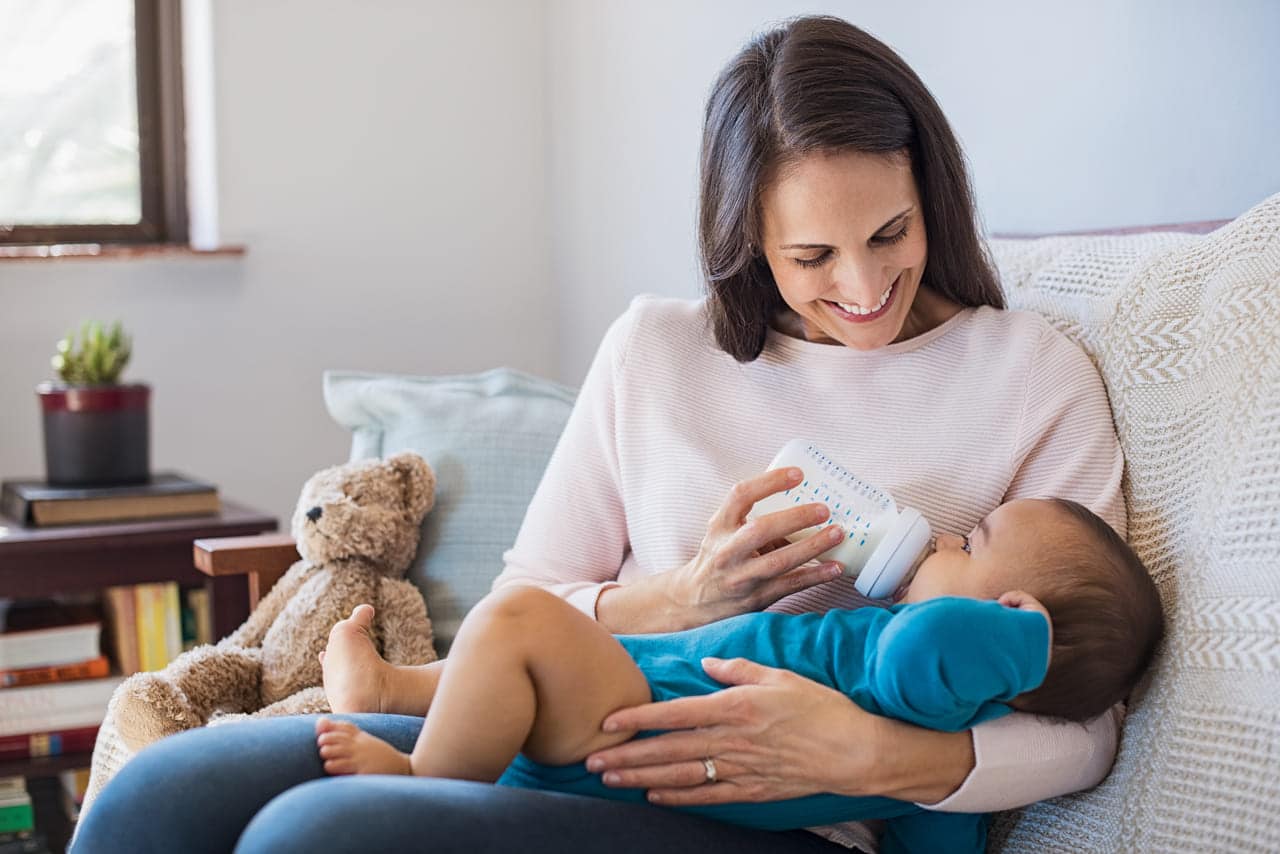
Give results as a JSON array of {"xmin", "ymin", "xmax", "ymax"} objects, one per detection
[
  {"xmin": 660, "ymin": 467, "xmax": 847, "ymax": 629},
  {"xmin": 585, "ymin": 657, "xmax": 975, "ymax": 807}
]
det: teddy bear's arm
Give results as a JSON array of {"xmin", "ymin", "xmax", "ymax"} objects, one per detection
[
  {"xmin": 224, "ymin": 560, "xmax": 313, "ymax": 648},
  {"xmin": 376, "ymin": 577, "xmax": 438, "ymax": 666}
]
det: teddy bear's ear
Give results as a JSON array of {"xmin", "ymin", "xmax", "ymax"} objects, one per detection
[{"xmin": 386, "ymin": 452, "xmax": 435, "ymax": 519}]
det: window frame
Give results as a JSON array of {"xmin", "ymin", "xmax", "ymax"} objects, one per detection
[{"xmin": 0, "ymin": 0, "xmax": 188, "ymax": 246}]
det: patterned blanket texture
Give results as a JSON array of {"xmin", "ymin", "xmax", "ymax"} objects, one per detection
[{"xmin": 987, "ymin": 192, "xmax": 1280, "ymax": 852}]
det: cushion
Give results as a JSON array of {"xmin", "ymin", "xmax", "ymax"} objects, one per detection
[
  {"xmin": 324, "ymin": 367, "xmax": 577, "ymax": 652},
  {"xmin": 986, "ymin": 192, "xmax": 1280, "ymax": 852}
]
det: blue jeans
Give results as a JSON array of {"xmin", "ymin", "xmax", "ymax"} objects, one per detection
[{"xmin": 72, "ymin": 714, "xmax": 855, "ymax": 854}]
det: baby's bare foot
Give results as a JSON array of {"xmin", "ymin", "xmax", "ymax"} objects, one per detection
[
  {"xmin": 322, "ymin": 604, "xmax": 391, "ymax": 713},
  {"xmin": 315, "ymin": 717, "xmax": 411, "ymax": 776}
]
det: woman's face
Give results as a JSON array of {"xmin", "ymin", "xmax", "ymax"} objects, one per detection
[{"xmin": 759, "ymin": 149, "xmax": 942, "ymax": 350}]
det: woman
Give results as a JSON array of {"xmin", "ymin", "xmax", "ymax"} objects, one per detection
[{"xmin": 74, "ymin": 16, "xmax": 1123, "ymax": 854}]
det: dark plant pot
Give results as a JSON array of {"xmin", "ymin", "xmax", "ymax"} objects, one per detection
[{"xmin": 36, "ymin": 383, "xmax": 151, "ymax": 486}]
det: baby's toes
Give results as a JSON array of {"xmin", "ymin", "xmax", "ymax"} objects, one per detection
[
  {"xmin": 318, "ymin": 729, "xmax": 355, "ymax": 750},
  {"xmin": 315, "ymin": 717, "xmax": 358, "ymax": 737},
  {"xmin": 318, "ymin": 739, "xmax": 349, "ymax": 759},
  {"xmin": 323, "ymin": 756, "xmax": 357, "ymax": 776}
]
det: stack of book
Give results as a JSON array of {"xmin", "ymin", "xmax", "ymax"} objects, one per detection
[
  {"xmin": 0, "ymin": 776, "xmax": 50, "ymax": 853},
  {"xmin": 103, "ymin": 582, "xmax": 213, "ymax": 675},
  {"xmin": 0, "ymin": 620, "xmax": 122, "ymax": 762},
  {"xmin": 0, "ymin": 473, "xmax": 220, "ymax": 527},
  {"xmin": 0, "ymin": 778, "xmax": 34, "ymax": 837}
]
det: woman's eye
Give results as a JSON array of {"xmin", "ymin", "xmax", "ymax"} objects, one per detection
[
  {"xmin": 873, "ymin": 227, "xmax": 908, "ymax": 246},
  {"xmin": 961, "ymin": 536, "xmax": 972, "ymax": 555},
  {"xmin": 793, "ymin": 251, "xmax": 831, "ymax": 269}
]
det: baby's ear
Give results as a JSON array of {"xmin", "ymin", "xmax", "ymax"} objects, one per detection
[
  {"xmin": 998, "ymin": 590, "xmax": 1040, "ymax": 611},
  {"xmin": 386, "ymin": 452, "xmax": 435, "ymax": 519}
]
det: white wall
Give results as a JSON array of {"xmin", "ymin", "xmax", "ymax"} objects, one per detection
[
  {"xmin": 0, "ymin": 0, "xmax": 553, "ymax": 525},
  {"xmin": 3, "ymin": 0, "xmax": 1277, "ymax": 525},
  {"xmin": 546, "ymin": 0, "xmax": 1280, "ymax": 378}
]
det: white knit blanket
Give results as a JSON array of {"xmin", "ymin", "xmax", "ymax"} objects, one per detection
[{"xmin": 987, "ymin": 193, "xmax": 1280, "ymax": 852}]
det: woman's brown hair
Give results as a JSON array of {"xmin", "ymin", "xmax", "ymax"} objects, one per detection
[{"xmin": 699, "ymin": 15, "xmax": 1004, "ymax": 362}]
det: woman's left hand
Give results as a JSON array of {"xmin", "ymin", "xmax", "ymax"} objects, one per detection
[{"xmin": 584, "ymin": 656, "xmax": 871, "ymax": 806}]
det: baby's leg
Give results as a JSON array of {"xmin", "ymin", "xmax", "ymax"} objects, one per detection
[
  {"xmin": 411, "ymin": 585, "xmax": 652, "ymax": 781},
  {"xmin": 321, "ymin": 603, "xmax": 445, "ymax": 714}
]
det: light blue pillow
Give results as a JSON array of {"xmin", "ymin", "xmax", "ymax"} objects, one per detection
[{"xmin": 323, "ymin": 368, "xmax": 577, "ymax": 653}]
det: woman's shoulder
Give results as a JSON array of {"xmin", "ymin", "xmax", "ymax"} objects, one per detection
[
  {"xmin": 619, "ymin": 292, "xmax": 708, "ymax": 328},
  {"xmin": 966, "ymin": 304, "xmax": 1051, "ymax": 341},
  {"xmin": 609, "ymin": 293, "xmax": 716, "ymax": 354},
  {"xmin": 967, "ymin": 306, "xmax": 1096, "ymax": 370}
]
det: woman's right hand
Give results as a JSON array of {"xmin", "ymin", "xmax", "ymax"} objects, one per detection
[{"xmin": 662, "ymin": 466, "xmax": 846, "ymax": 628}]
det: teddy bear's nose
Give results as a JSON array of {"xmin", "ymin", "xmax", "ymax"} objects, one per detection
[{"xmin": 306, "ymin": 506, "xmax": 323, "ymax": 523}]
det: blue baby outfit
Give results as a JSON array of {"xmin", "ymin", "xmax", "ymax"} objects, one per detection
[{"xmin": 497, "ymin": 597, "xmax": 1050, "ymax": 854}]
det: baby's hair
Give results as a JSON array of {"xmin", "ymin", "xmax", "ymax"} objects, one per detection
[{"xmin": 1012, "ymin": 499, "xmax": 1164, "ymax": 722}]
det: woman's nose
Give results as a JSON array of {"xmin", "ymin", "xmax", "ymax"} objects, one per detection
[{"xmin": 832, "ymin": 254, "xmax": 887, "ymax": 306}]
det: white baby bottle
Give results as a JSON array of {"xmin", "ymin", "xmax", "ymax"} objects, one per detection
[{"xmin": 747, "ymin": 439, "xmax": 934, "ymax": 599}]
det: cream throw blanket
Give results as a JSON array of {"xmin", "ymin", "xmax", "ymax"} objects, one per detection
[{"xmin": 988, "ymin": 192, "xmax": 1280, "ymax": 852}]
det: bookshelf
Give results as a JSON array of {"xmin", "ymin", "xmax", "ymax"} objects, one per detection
[{"xmin": 0, "ymin": 497, "xmax": 277, "ymax": 849}]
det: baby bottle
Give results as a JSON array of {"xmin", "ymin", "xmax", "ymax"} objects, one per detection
[{"xmin": 747, "ymin": 439, "xmax": 934, "ymax": 599}]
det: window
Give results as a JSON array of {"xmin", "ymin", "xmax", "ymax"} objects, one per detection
[{"xmin": 0, "ymin": 0, "xmax": 187, "ymax": 245}]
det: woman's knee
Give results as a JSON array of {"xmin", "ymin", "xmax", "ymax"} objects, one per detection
[
  {"xmin": 237, "ymin": 777, "xmax": 491, "ymax": 853},
  {"xmin": 75, "ymin": 726, "xmax": 266, "ymax": 853}
]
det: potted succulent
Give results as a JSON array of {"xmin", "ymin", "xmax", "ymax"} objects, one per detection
[{"xmin": 36, "ymin": 321, "xmax": 151, "ymax": 486}]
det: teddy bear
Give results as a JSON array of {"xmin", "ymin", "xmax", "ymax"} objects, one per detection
[{"xmin": 110, "ymin": 451, "xmax": 439, "ymax": 753}]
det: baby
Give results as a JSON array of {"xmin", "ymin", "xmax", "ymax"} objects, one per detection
[{"xmin": 313, "ymin": 496, "xmax": 1163, "ymax": 853}]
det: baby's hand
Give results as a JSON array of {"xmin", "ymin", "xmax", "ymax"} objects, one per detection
[{"xmin": 998, "ymin": 590, "xmax": 1053, "ymax": 661}]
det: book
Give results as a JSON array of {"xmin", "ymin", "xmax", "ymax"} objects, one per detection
[
  {"xmin": 0, "ymin": 799, "xmax": 33, "ymax": 836},
  {"xmin": 0, "ymin": 472, "xmax": 220, "ymax": 527},
  {"xmin": 1, "ymin": 655, "xmax": 110, "ymax": 689},
  {"xmin": 0, "ymin": 623, "xmax": 100, "ymax": 671},
  {"xmin": 0, "ymin": 726, "xmax": 99, "ymax": 761},
  {"xmin": 103, "ymin": 586, "xmax": 140, "ymax": 675},
  {"xmin": 134, "ymin": 583, "xmax": 181, "ymax": 672},
  {"xmin": 0, "ymin": 781, "xmax": 32, "ymax": 836},
  {"xmin": 185, "ymin": 587, "xmax": 213, "ymax": 647},
  {"xmin": 59, "ymin": 768, "xmax": 89, "ymax": 822},
  {"xmin": 0, "ymin": 676, "xmax": 124, "ymax": 738}
]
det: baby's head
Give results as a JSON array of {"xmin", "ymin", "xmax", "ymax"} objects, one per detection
[{"xmin": 900, "ymin": 498, "xmax": 1164, "ymax": 721}]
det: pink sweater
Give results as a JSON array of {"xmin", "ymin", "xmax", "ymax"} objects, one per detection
[{"xmin": 495, "ymin": 295, "xmax": 1126, "ymax": 850}]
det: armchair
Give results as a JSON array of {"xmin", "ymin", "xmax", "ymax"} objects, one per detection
[{"xmin": 85, "ymin": 193, "xmax": 1280, "ymax": 852}]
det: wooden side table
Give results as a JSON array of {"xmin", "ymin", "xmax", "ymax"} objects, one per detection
[
  {"xmin": 0, "ymin": 498, "xmax": 277, "ymax": 783},
  {"xmin": 0, "ymin": 499, "xmax": 278, "ymax": 641},
  {"xmin": 0, "ymin": 499, "xmax": 278, "ymax": 850}
]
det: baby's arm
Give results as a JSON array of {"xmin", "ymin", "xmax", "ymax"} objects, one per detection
[{"xmin": 867, "ymin": 597, "xmax": 1050, "ymax": 732}]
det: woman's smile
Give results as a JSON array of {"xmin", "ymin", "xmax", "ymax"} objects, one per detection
[{"xmin": 823, "ymin": 272, "xmax": 902, "ymax": 324}]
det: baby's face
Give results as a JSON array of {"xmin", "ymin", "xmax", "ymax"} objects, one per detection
[{"xmin": 899, "ymin": 498, "xmax": 1069, "ymax": 604}]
